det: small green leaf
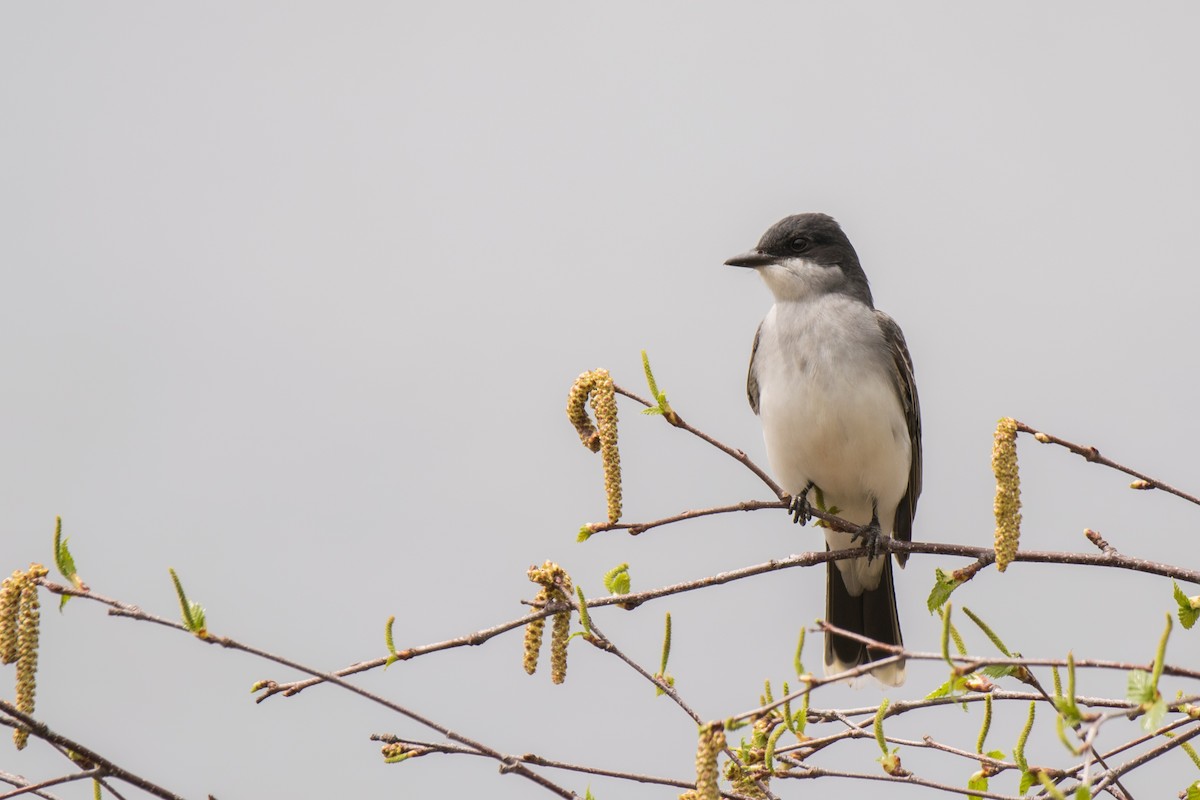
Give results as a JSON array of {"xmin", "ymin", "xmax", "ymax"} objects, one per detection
[
  {"xmin": 169, "ymin": 568, "xmax": 207, "ymax": 636},
  {"xmin": 52, "ymin": 516, "xmax": 85, "ymax": 606},
  {"xmin": 187, "ymin": 601, "xmax": 206, "ymax": 633},
  {"xmin": 1054, "ymin": 695, "xmax": 1083, "ymax": 727},
  {"xmin": 641, "ymin": 350, "xmax": 661, "ymax": 402},
  {"xmin": 794, "ymin": 627, "xmax": 806, "ymax": 676},
  {"xmin": 1142, "ymin": 696, "xmax": 1168, "ymax": 732},
  {"xmin": 1127, "ymin": 669, "xmax": 1155, "ymax": 705},
  {"xmin": 654, "ymin": 612, "xmax": 672, "ymax": 695},
  {"xmin": 1174, "ymin": 582, "xmax": 1200, "ymax": 630},
  {"xmin": 603, "ymin": 563, "xmax": 631, "ymax": 595},
  {"xmin": 985, "ymin": 749, "xmax": 1006, "ymax": 761},
  {"xmin": 576, "ymin": 586, "xmax": 592, "ymax": 634},
  {"xmin": 1075, "ymin": 784, "xmax": 1091, "ymax": 800},
  {"xmin": 640, "ymin": 349, "xmax": 675, "ymax": 418},
  {"xmin": 1018, "ymin": 770, "xmax": 1036, "ymax": 794},
  {"xmin": 927, "ymin": 568, "xmax": 962, "ymax": 613},
  {"xmin": 53, "ymin": 516, "xmax": 78, "ymax": 583},
  {"xmin": 967, "ymin": 771, "xmax": 988, "ymax": 795},
  {"xmin": 925, "ymin": 679, "xmax": 954, "ymax": 699},
  {"xmin": 1185, "ymin": 780, "xmax": 1200, "ymax": 800},
  {"xmin": 982, "ymin": 664, "xmax": 1021, "ymax": 679},
  {"xmin": 384, "ymin": 615, "xmax": 399, "ymax": 669},
  {"xmin": 577, "ymin": 524, "xmax": 595, "ymax": 542}
]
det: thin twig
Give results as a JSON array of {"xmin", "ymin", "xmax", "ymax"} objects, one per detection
[
  {"xmin": 0, "ymin": 770, "xmax": 70, "ymax": 800},
  {"xmin": 29, "ymin": 583, "xmax": 578, "ymax": 799},
  {"xmin": 0, "ymin": 769, "xmax": 99, "ymax": 800},
  {"xmin": 368, "ymin": 735, "xmax": 759, "ymax": 799},
  {"xmin": 1015, "ymin": 421, "xmax": 1200, "ymax": 508},
  {"xmin": 1091, "ymin": 721, "xmax": 1200, "ymax": 793},
  {"xmin": 585, "ymin": 499, "xmax": 784, "ymax": 536},
  {"xmin": 777, "ymin": 762, "xmax": 1029, "ymax": 800},
  {"xmin": 613, "ymin": 384, "xmax": 785, "ymax": 498},
  {"xmin": 0, "ymin": 702, "xmax": 184, "ymax": 800}
]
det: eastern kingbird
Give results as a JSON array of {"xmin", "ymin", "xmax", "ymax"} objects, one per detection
[{"xmin": 727, "ymin": 213, "xmax": 921, "ymax": 686}]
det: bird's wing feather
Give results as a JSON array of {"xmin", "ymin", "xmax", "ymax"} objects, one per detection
[
  {"xmin": 875, "ymin": 311, "xmax": 922, "ymax": 550},
  {"xmin": 747, "ymin": 322, "xmax": 763, "ymax": 415}
]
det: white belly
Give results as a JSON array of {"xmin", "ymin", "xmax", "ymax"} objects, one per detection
[{"xmin": 755, "ymin": 297, "xmax": 911, "ymax": 592}]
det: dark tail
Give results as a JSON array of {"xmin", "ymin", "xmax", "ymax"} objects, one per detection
[{"xmin": 825, "ymin": 555, "xmax": 905, "ymax": 686}]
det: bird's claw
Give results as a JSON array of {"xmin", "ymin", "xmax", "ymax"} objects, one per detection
[
  {"xmin": 852, "ymin": 521, "xmax": 885, "ymax": 562},
  {"xmin": 788, "ymin": 486, "xmax": 812, "ymax": 525}
]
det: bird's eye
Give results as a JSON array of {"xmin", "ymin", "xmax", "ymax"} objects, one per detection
[{"xmin": 789, "ymin": 237, "xmax": 810, "ymax": 253}]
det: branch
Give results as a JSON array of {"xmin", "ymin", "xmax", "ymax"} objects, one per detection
[
  {"xmin": 368, "ymin": 735, "xmax": 761, "ymax": 799},
  {"xmin": 31, "ymin": 582, "xmax": 578, "ymax": 799},
  {"xmin": 0, "ymin": 702, "xmax": 184, "ymax": 800},
  {"xmin": 0, "ymin": 770, "xmax": 70, "ymax": 800},
  {"xmin": 1091, "ymin": 721, "xmax": 1200, "ymax": 793},
  {"xmin": 613, "ymin": 383, "xmax": 785, "ymax": 499},
  {"xmin": 1016, "ymin": 421, "xmax": 1200, "ymax": 508}
]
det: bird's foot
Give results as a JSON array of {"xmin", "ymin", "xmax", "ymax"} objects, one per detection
[
  {"xmin": 788, "ymin": 483, "xmax": 814, "ymax": 525},
  {"xmin": 851, "ymin": 520, "xmax": 885, "ymax": 561}
]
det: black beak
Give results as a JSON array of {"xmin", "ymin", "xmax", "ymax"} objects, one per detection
[{"xmin": 724, "ymin": 250, "xmax": 777, "ymax": 268}]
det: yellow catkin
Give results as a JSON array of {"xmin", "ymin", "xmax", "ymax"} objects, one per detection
[
  {"xmin": 527, "ymin": 561, "xmax": 571, "ymax": 592},
  {"xmin": 565, "ymin": 369, "xmax": 622, "ymax": 522},
  {"xmin": 566, "ymin": 372, "xmax": 601, "ymax": 451},
  {"xmin": 523, "ymin": 588, "xmax": 548, "ymax": 675},
  {"xmin": 695, "ymin": 721, "xmax": 726, "ymax": 800},
  {"xmin": 991, "ymin": 418, "xmax": 1022, "ymax": 572},
  {"xmin": 13, "ymin": 572, "xmax": 43, "ymax": 750},
  {"xmin": 0, "ymin": 571, "xmax": 23, "ymax": 665},
  {"xmin": 589, "ymin": 369, "xmax": 622, "ymax": 523},
  {"xmin": 550, "ymin": 608, "xmax": 571, "ymax": 684},
  {"xmin": 524, "ymin": 563, "xmax": 574, "ymax": 680}
]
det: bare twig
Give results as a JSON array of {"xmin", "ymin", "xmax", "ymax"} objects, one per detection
[
  {"xmin": 777, "ymin": 762, "xmax": 1029, "ymax": 800},
  {"xmin": 0, "ymin": 769, "xmax": 98, "ymax": 800},
  {"xmin": 585, "ymin": 499, "xmax": 784, "ymax": 536},
  {"xmin": 0, "ymin": 770, "xmax": 69, "ymax": 800},
  {"xmin": 368, "ymin": 735, "xmax": 760, "ymax": 799},
  {"xmin": 0, "ymin": 702, "xmax": 184, "ymax": 800},
  {"xmin": 1091, "ymin": 721, "xmax": 1200, "ymax": 793},
  {"xmin": 1015, "ymin": 421, "xmax": 1200, "ymax": 508},
  {"xmin": 613, "ymin": 383, "xmax": 785, "ymax": 498},
  {"xmin": 30, "ymin": 583, "xmax": 578, "ymax": 799}
]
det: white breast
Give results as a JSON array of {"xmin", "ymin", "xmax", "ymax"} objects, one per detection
[{"xmin": 755, "ymin": 295, "xmax": 911, "ymax": 590}]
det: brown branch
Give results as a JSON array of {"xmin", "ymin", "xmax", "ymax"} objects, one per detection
[
  {"xmin": 31, "ymin": 582, "xmax": 578, "ymax": 799},
  {"xmin": 777, "ymin": 763, "xmax": 1029, "ymax": 800},
  {"xmin": 0, "ymin": 769, "xmax": 74, "ymax": 800},
  {"xmin": 1091, "ymin": 721, "xmax": 1200, "ymax": 793},
  {"xmin": 613, "ymin": 384, "xmax": 785, "ymax": 499},
  {"xmin": 584, "ymin": 499, "xmax": 784, "ymax": 536},
  {"xmin": 1015, "ymin": 421, "xmax": 1200, "ymax": 508},
  {"xmin": 180, "ymin": 532, "xmax": 1199, "ymax": 699},
  {"xmin": 0, "ymin": 702, "xmax": 184, "ymax": 800},
  {"xmin": 368, "ymin": 735, "xmax": 760, "ymax": 799}
]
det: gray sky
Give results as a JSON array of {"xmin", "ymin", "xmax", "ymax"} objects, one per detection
[{"xmin": 3, "ymin": 3, "xmax": 1199, "ymax": 798}]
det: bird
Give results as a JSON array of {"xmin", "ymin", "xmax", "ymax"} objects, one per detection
[{"xmin": 726, "ymin": 213, "xmax": 921, "ymax": 686}]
